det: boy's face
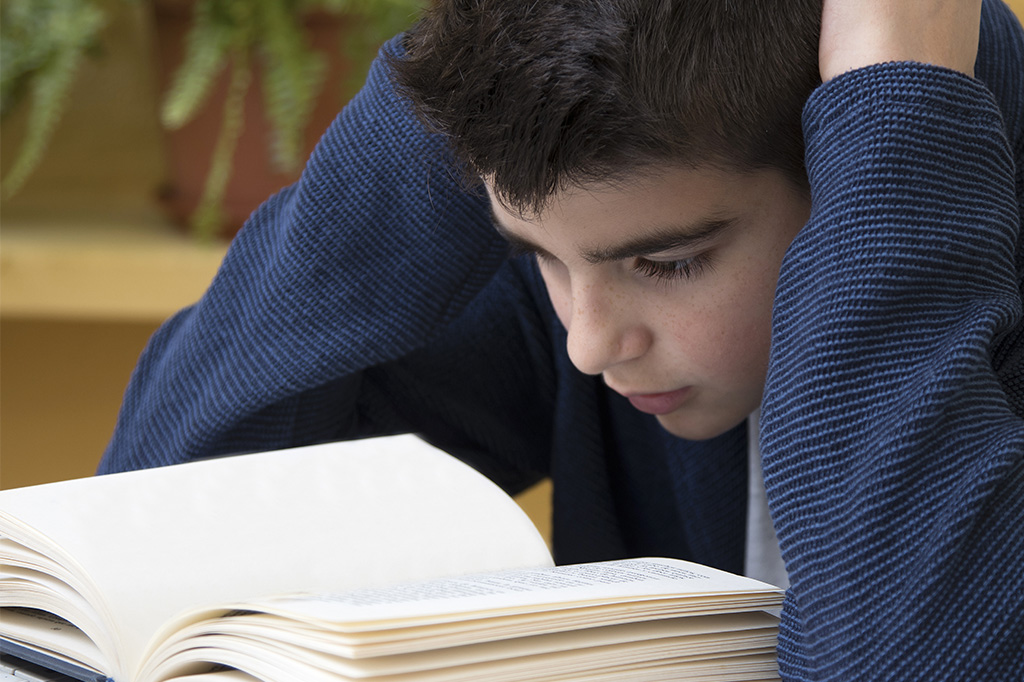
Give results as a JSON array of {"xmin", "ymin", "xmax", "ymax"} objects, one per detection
[{"xmin": 488, "ymin": 166, "xmax": 810, "ymax": 440}]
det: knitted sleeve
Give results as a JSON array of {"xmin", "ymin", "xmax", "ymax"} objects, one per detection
[
  {"xmin": 761, "ymin": 4, "xmax": 1024, "ymax": 679},
  {"xmin": 98, "ymin": 39, "xmax": 518, "ymax": 474}
]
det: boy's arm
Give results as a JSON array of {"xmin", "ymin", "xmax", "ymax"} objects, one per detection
[
  {"xmin": 819, "ymin": 0, "xmax": 983, "ymax": 80},
  {"xmin": 98, "ymin": 39, "xmax": 522, "ymax": 475},
  {"xmin": 763, "ymin": 0, "xmax": 1024, "ymax": 678}
]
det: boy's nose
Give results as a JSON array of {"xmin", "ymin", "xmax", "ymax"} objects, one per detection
[{"xmin": 564, "ymin": 281, "xmax": 652, "ymax": 376}]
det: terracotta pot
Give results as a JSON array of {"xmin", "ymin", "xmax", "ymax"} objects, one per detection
[{"xmin": 151, "ymin": 2, "xmax": 358, "ymax": 239}]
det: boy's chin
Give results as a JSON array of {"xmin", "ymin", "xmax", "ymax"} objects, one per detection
[{"xmin": 655, "ymin": 410, "xmax": 748, "ymax": 442}]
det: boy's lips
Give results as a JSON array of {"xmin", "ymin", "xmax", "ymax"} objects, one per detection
[{"xmin": 621, "ymin": 387, "xmax": 693, "ymax": 415}]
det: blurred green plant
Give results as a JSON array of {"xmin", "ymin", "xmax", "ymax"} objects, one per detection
[
  {"xmin": 0, "ymin": 0, "xmax": 107, "ymax": 198},
  {"xmin": 161, "ymin": 0, "xmax": 427, "ymax": 239},
  {"xmin": 0, "ymin": 0, "xmax": 427, "ymax": 239}
]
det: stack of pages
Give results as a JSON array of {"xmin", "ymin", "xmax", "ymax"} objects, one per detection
[{"xmin": 0, "ymin": 436, "xmax": 784, "ymax": 682}]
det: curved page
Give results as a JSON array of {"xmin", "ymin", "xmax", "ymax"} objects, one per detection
[{"xmin": 0, "ymin": 435, "xmax": 553, "ymax": 681}]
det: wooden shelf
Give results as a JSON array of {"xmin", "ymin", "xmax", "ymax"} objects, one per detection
[{"xmin": 0, "ymin": 209, "xmax": 227, "ymax": 323}]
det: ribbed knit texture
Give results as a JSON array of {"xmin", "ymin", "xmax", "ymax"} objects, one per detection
[
  {"xmin": 101, "ymin": 1, "xmax": 1024, "ymax": 678},
  {"xmin": 763, "ymin": 1, "xmax": 1024, "ymax": 678}
]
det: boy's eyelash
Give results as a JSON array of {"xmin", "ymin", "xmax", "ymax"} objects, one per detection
[
  {"xmin": 511, "ymin": 242, "xmax": 713, "ymax": 283},
  {"xmin": 507, "ymin": 242, "xmax": 541, "ymax": 261},
  {"xmin": 633, "ymin": 253, "xmax": 713, "ymax": 281}
]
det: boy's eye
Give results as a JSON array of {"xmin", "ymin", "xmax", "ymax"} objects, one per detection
[{"xmin": 633, "ymin": 253, "xmax": 713, "ymax": 281}]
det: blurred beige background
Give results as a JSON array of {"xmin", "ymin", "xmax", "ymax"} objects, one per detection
[{"xmin": 3, "ymin": 2, "xmax": 1023, "ymax": 546}]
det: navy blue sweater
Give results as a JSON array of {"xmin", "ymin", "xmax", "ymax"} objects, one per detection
[{"xmin": 102, "ymin": 1, "xmax": 1024, "ymax": 678}]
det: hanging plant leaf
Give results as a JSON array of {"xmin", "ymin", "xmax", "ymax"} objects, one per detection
[
  {"xmin": 160, "ymin": 0, "xmax": 236, "ymax": 129},
  {"xmin": 256, "ymin": 0, "xmax": 326, "ymax": 172},
  {"xmin": 0, "ymin": 0, "xmax": 105, "ymax": 197}
]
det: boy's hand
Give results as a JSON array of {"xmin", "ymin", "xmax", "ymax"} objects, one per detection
[{"xmin": 819, "ymin": 0, "xmax": 983, "ymax": 81}]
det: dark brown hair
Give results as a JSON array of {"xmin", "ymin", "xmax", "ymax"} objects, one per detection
[{"xmin": 392, "ymin": 0, "xmax": 821, "ymax": 214}]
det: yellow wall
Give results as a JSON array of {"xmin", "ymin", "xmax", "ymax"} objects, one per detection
[{"xmin": 0, "ymin": 319, "xmax": 159, "ymax": 487}]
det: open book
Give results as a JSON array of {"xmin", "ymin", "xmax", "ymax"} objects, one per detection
[{"xmin": 0, "ymin": 435, "xmax": 784, "ymax": 682}]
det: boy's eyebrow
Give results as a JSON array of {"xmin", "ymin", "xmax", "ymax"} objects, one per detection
[
  {"xmin": 489, "ymin": 210, "xmax": 557, "ymax": 261},
  {"xmin": 581, "ymin": 217, "xmax": 736, "ymax": 263},
  {"xmin": 489, "ymin": 208, "xmax": 736, "ymax": 264}
]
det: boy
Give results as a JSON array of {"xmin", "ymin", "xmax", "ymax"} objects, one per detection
[{"xmin": 102, "ymin": 0, "xmax": 1023, "ymax": 678}]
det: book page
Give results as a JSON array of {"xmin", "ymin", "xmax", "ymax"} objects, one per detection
[
  {"xmin": 243, "ymin": 558, "xmax": 780, "ymax": 628},
  {"xmin": 0, "ymin": 562, "xmax": 110, "ymax": 653},
  {"xmin": 143, "ymin": 556, "xmax": 781, "ymax": 675},
  {"xmin": 0, "ymin": 608, "xmax": 108, "ymax": 674},
  {"xmin": 145, "ymin": 621, "xmax": 779, "ymax": 682},
  {"xmin": 153, "ymin": 611, "xmax": 777, "ymax": 679},
  {"xmin": 0, "ymin": 436, "xmax": 553, "ymax": 681}
]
